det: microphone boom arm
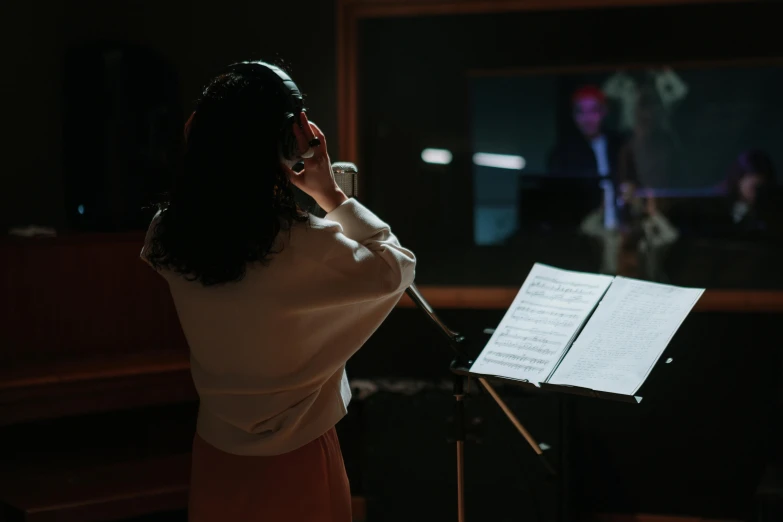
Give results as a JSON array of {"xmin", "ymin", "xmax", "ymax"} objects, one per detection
[{"xmin": 405, "ymin": 284, "xmax": 471, "ymax": 364}]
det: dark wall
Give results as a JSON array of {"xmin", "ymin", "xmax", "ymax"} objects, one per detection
[{"xmin": 0, "ymin": 0, "xmax": 337, "ymax": 230}]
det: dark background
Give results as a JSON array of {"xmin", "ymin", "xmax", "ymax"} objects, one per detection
[
  {"xmin": 1, "ymin": 1, "xmax": 782, "ymax": 521},
  {"xmin": 0, "ymin": 0, "xmax": 338, "ymax": 230}
]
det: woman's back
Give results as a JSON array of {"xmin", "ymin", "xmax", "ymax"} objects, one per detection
[{"xmin": 147, "ymin": 199, "xmax": 415, "ymax": 456}]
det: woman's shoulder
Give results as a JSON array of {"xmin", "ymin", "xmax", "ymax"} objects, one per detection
[
  {"xmin": 305, "ymin": 212, "xmax": 339, "ymax": 230},
  {"xmin": 279, "ymin": 214, "xmax": 355, "ymax": 265},
  {"xmin": 288, "ymin": 213, "xmax": 345, "ymax": 245}
]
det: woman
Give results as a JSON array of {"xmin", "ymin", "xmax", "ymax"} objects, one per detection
[{"xmin": 141, "ymin": 64, "xmax": 416, "ymax": 521}]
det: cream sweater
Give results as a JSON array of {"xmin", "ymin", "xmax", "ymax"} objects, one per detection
[{"xmin": 142, "ymin": 199, "xmax": 416, "ymax": 456}]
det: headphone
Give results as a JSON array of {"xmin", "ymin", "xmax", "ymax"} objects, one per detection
[{"xmin": 223, "ymin": 60, "xmax": 311, "ymax": 163}]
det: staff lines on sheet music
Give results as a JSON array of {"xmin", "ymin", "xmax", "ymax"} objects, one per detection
[
  {"xmin": 527, "ymin": 286, "xmax": 593, "ymax": 296},
  {"xmin": 529, "ymin": 280, "xmax": 600, "ymax": 294},
  {"xmin": 547, "ymin": 277, "xmax": 704, "ymax": 396},
  {"xmin": 524, "ymin": 290, "xmax": 587, "ymax": 303},
  {"xmin": 511, "ymin": 307, "xmax": 579, "ymax": 328},
  {"xmin": 510, "ymin": 317, "xmax": 575, "ymax": 328},
  {"xmin": 498, "ymin": 332, "xmax": 559, "ymax": 345},
  {"xmin": 487, "ymin": 350, "xmax": 549, "ymax": 367},
  {"xmin": 482, "ymin": 357, "xmax": 545, "ymax": 374},
  {"xmin": 513, "ymin": 305, "xmax": 579, "ymax": 318},
  {"xmin": 516, "ymin": 300, "xmax": 583, "ymax": 312},
  {"xmin": 536, "ymin": 276, "xmax": 602, "ymax": 289},
  {"xmin": 504, "ymin": 326, "xmax": 567, "ymax": 337},
  {"xmin": 493, "ymin": 342, "xmax": 559, "ymax": 356}
]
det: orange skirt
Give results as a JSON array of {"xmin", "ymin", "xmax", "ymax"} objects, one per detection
[{"xmin": 189, "ymin": 427, "xmax": 352, "ymax": 522}]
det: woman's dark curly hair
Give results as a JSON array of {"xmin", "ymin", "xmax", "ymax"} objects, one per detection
[{"xmin": 145, "ymin": 65, "xmax": 309, "ymax": 285}]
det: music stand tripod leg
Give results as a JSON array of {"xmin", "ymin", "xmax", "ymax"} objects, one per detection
[
  {"xmin": 477, "ymin": 377, "xmax": 556, "ymax": 477},
  {"xmin": 454, "ymin": 373, "xmax": 467, "ymax": 522}
]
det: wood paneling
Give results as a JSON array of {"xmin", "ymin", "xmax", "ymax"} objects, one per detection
[
  {"xmin": 0, "ymin": 351, "xmax": 195, "ymax": 426},
  {"xmin": 0, "ymin": 234, "xmax": 194, "ymax": 423},
  {"xmin": 0, "ymin": 454, "xmax": 191, "ymax": 522},
  {"xmin": 0, "ymin": 234, "xmax": 187, "ymax": 363}
]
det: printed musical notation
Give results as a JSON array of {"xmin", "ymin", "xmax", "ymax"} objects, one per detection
[
  {"xmin": 485, "ymin": 351, "xmax": 549, "ymax": 367},
  {"xmin": 481, "ymin": 357, "xmax": 545, "ymax": 376},
  {"xmin": 493, "ymin": 331, "xmax": 560, "ymax": 356},
  {"xmin": 526, "ymin": 277, "xmax": 605, "ymax": 303},
  {"xmin": 471, "ymin": 263, "xmax": 614, "ymax": 383},
  {"xmin": 511, "ymin": 304, "xmax": 581, "ymax": 328},
  {"xmin": 548, "ymin": 277, "xmax": 704, "ymax": 396}
]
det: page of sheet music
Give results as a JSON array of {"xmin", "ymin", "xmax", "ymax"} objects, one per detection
[
  {"xmin": 470, "ymin": 263, "xmax": 614, "ymax": 383},
  {"xmin": 547, "ymin": 277, "xmax": 703, "ymax": 395}
]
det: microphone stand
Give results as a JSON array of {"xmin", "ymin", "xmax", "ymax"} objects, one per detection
[{"xmin": 404, "ymin": 284, "xmax": 556, "ymax": 522}]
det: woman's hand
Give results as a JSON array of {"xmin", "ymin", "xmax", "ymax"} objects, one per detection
[{"xmin": 282, "ymin": 112, "xmax": 348, "ymax": 213}]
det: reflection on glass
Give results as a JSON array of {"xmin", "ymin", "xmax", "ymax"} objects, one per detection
[{"xmin": 472, "ymin": 64, "xmax": 783, "ymax": 286}]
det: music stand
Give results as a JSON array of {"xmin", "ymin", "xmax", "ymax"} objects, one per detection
[
  {"xmin": 404, "ymin": 283, "xmax": 656, "ymax": 522},
  {"xmin": 404, "ymin": 285, "xmax": 557, "ymax": 522}
]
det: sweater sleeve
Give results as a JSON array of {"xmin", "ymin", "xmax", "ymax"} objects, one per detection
[
  {"xmin": 280, "ymin": 199, "xmax": 416, "ymax": 377},
  {"xmin": 313, "ymin": 198, "xmax": 416, "ymax": 302}
]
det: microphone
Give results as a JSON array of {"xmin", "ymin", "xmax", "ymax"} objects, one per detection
[{"xmin": 331, "ymin": 162, "xmax": 358, "ymax": 198}]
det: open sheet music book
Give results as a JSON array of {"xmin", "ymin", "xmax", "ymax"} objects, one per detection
[{"xmin": 470, "ymin": 263, "xmax": 704, "ymax": 398}]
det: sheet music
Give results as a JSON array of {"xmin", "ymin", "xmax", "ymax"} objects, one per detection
[
  {"xmin": 471, "ymin": 264, "xmax": 613, "ymax": 383},
  {"xmin": 548, "ymin": 277, "xmax": 703, "ymax": 395}
]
